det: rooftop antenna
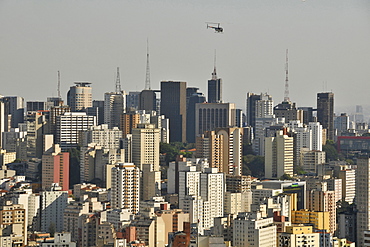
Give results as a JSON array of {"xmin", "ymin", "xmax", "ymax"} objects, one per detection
[
  {"xmin": 284, "ymin": 49, "xmax": 290, "ymax": 102},
  {"xmin": 212, "ymin": 49, "xmax": 217, "ymax": 80},
  {"xmin": 116, "ymin": 67, "xmax": 121, "ymax": 93},
  {"xmin": 145, "ymin": 39, "xmax": 151, "ymax": 90},
  {"xmin": 57, "ymin": 71, "xmax": 61, "ymax": 98}
]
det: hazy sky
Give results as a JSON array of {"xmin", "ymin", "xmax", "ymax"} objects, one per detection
[{"xmin": 1, "ymin": 0, "xmax": 369, "ymax": 113}]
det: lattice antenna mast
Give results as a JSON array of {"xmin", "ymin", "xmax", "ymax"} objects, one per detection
[
  {"xmin": 212, "ymin": 49, "xmax": 217, "ymax": 80},
  {"xmin": 116, "ymin": 67, "xmax": 122, "ymax": 93},
  {"xmin": 145, "ymin": 39, "xmax": 151, "ymax": 90},
  {"xmin": 284, "ymin": 49, "xmax": 290, "ymax": 102},
  {"xmin": 57, "ymin": 71, "xmax": 61, "ymax": 98}
]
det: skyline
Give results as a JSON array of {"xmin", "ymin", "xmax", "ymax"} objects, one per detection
[{"xmin": 1, "ymin": 0, "xmax": 370, "ymax": 112}]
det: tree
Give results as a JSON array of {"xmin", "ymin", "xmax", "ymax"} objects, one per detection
[
  {"xmin": 242, "ymin": 155, "xmax": 265, "ymax": 178},
  {"xmin": 280, "ymin": 173, "xmax": 293, "ymax": 180}
]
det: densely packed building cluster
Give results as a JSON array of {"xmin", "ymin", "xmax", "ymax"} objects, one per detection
[{"xmin": 0, "ymin": 67, "xmax": 369, "ymax": 246}]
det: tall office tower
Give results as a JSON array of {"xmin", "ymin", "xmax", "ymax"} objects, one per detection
[
  {"xmin": 273, "ymin": 101, "xmax": 303, "ymax": 123},
  {"xmin": 2, "ymin": 128, "xmax": 27, "ymax": 160},
  {"xmin": 245, "ymin": 92, "xmax": 273, "ymax": 128},
  {"xmin": 40, "ymin": 185, "xmax": 68, "ymax": 233},
  {"xmin": 195, "ymin": 102, "xmax": 236, "ymax": 137},
  {"xmin": 308, "ymin": 122, "xmax": 323, "ymax": 151},
  {"xmin": 216, "ymin": 127, "xmax": 243, "ymax": 176},
  {"xmin": 139, "ymin": 89, "xmax": 157, "ymax": 113},
  {"xmin": 195, "ymin": 131, "xmax": 223, "ymax": 172},
  {"xmin": 80, "ymin": 124, "xmax": 122, "ymax": 149},
  {"xmin": 265, "ymin": 130, "xmax": 294, "ymax": 179},
  {"xmin": 55, "ymin": 112, "xmax": 96, "ymax": 150},
  {"xmin": 356, "ymin": 157, "xmax": 370, "ymax": 246},
  {"xmin": 233, "ymin": 212, "xmax": 276, "ymax": 247},
  {"xmin": 207, "ymin": 64, "xmax": 222, "ymax": 103},
  {"xmin": 334, "ymin": 113, "xmax": 349, "ymax": 135},
  {"xmin": 160, "ymin": 81, "xmax": 187, "ymax": 142},
  {"xmin": 235, "ymin": 109, "xmax": 243, "ymax": 127},
  {"xmin": 86, "ymin": 100, "xmax": 104, "ymax": 125},
  {"xmin": 186, "ymin": 89, "xmax": 206, "ymax": 143},
  {"xmin": 0, "ymin": 203, "xmax": 27, "ymax": 246},
  {"xmin": 26, "ymin": 111, "xmax": 48, "ymax": 158},
  {"xmin": 298, "ymin": 107, "xmax": 315, "ymax": 125},
  {"xmin": 67, "ymin": 82, "xmax": 92, "ymax": 111},
  {"xmin": 307, "ymin": 182, "xmax": 336, "ymax": 234},
  {"xmin": 126, "ymin": 91, "xmax": 140, "ymax": 111},
  {"xmin": 27, "ymin": 101, "xmax": 46, "ymax": 112},
  {"xmin": 120, "ymin": 112, "xmax": 140, "ymax": 138},
  {"xmin": 104, "ymin": 92, "xmax": 126, "ymax": 129},
  {"xmin": 111, "ymin": 163, "xmax": 140, "ymax": 214},
  {"xmin": 42, "ymin": 144, "xmax": 70, "ymax": 191},
  {"xmin": 317, "ymin": 92, "xmax": 334, "ymax": 140},
  {"xmin": 132, "ymin": 123, "xmax": 160, "ymax": 171},
  {"xmin": 2, "ymin": 96, "xmax": 25, "ymax": 128}
]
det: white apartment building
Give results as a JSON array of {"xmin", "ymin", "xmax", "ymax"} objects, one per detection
[
  {"xmin": 80, "ymin": 124, "xmax": 122, "ymax": 150},
  {"xmin": 55, "ymin": 112, "xmax": 96, "ymax": 149},
  {"xmin": 40, "ymin": 187, "xmax": 68, "ymax": 233},
  {"xmin": 233, "ymin": 212, "xmax": 276, "ymax": 247},
  {"xmin": 111, "ymin": 163, "xmax": 140, "ymax": 214},
  {"xmin": 67, "ymin": 82, "xmax": 92, "ymax": 112}
]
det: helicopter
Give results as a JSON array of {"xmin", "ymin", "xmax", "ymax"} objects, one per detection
[{"xmin": 206, "ymin": 22, "xmax": 223, "ymax": 33}]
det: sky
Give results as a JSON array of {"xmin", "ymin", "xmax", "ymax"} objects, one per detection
[{"xmin": 1, "ymin": 0, "xmax": 369, "ymax": 114}]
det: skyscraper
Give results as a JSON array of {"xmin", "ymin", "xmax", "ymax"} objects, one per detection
[
  {"xmin": 207, "ymin": 66, "xmax": 222, "ymax": 103},
  {"xmin": 3, "ymin": 96, "xmax": 25, "ymax": 128},
  {"xmin": 317, "ymin": 92, "xmax": 334, "ymax": 141},
  {"xmin": 356, "ymin": 157, "xmax": 370, "ymax": 246},
  {"xmin": 186, "ymin": 88, "xmax": 206, "ymax": 143},
  {"xmin": 104, "ymin": 92, "xmax": 126, "ymax": 129},
  {"xmin": 139, "ymin": 90, "xmax": 157, "ymax": 113},
  {"xmin": 67, "ymin": 82, "xmax": 92, "ymax": 112},
  {"xmin": 160, "ymin": 81, "xmax": 187, "ymax": 143}
]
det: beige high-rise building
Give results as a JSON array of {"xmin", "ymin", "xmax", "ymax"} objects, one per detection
[
  {"xmin": 233, "ymin": 212, "xmax": 276, "ymax": 247},
  {"xmin": 67, "ymin": 82, "xmax": 92, "ymax": 112},
  {"xmin": 278, "ymin": 225, "xmax": 320, "ymax": 247},
  {"xmin": 307, "ymin": 182, "xmax": 336, "ymax": 234},
  {"xmin": 120, "ymin": 112, "xmax": 140, "ymax": 138},
  {"xmin": 0, "ymin": 202, "xmax": 27, "ymax": 246},
  {"xmin": 334, "ymin": 166, "xmax": 356, "ymax": 204},
  {"xmin": 132, "ymin": 123, "xmax": 160, "ymax": 171},
  {"xmin": 111, "ymin": 163, "xmax": 140, "ymax": 214},
  {"xmin": 299, "ymin": 149, "xmax": 326, "ymax": 174},
  {"xmin": 357, "ymin": 157, "xmax": 370, "ymax": 246},
  {"xmin": 195, "ymin": 130, "xmax": 223, "ymax": 172},
  {"xmin": 265, "ymin": 130, "xmax": 294, "ymax": 179},
  {"xmin": 216, "ymin": 127, "xmax": 243, "ymax": 176}
]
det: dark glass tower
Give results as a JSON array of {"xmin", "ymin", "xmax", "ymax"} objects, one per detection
[
  {"xmin": 317, "ymin": 92, "xmax": 334, "ymax": 140},
  {"xmin": 160, "ymin": 81, "xmax": 187, "ymax": 143},
  {"xmin": 208, "ymin": 67, "xmax": 222, "ymax": 103}
]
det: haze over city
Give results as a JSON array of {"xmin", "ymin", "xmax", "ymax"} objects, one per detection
[{"xmin": 1, "ymin": 0, "xmax": 370, "ymax": 111}]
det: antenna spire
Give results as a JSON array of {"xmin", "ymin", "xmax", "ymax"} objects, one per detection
[
  {"xmin": 57, "ymin": 71, "xmax": 61, "ymax": 98},
  {"xmin": 116, "ymin": 67, "xmax": 121, "ymax": 93},
  {"xmin": 284, "ymin": 49, "xmax": 290, "ymax": 102},
  {"xmin": 145, "ymin": 39, "xmax": 151, "ymax": 90},
  {"xmin": 212, "ymin": 50, "xmax": 217, "ymax": 80}
]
